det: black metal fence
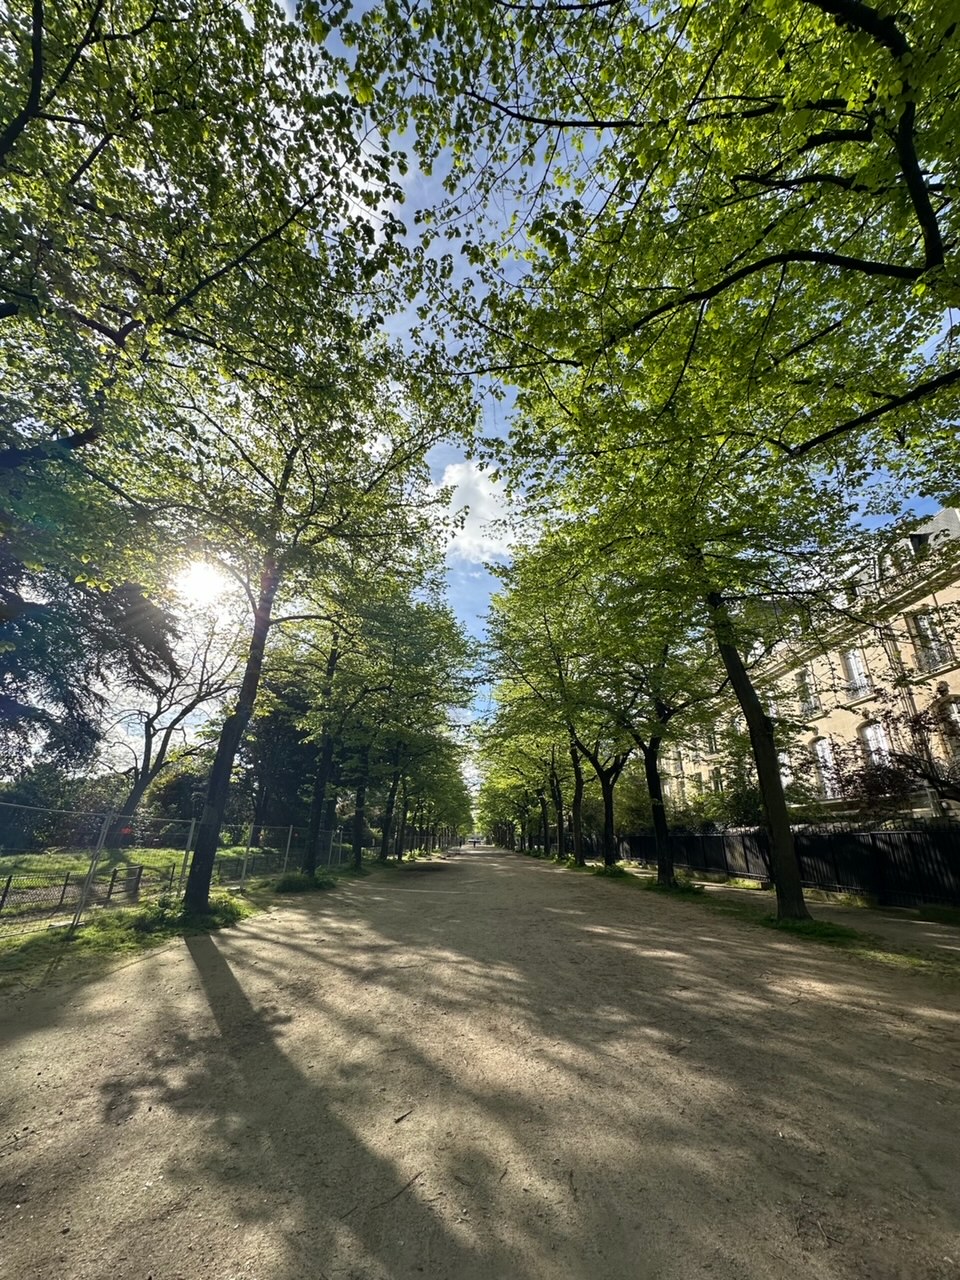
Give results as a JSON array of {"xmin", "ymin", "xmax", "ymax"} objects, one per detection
[
  {"xmin": 620, "ymin": 826, "xmax": 960, "ymax": 908},
  {"xmin": 0, "ymin": 861, "xmax": 180, "ymax": 936}
]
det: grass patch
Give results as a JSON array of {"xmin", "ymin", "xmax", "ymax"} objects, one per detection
[
  {"xmin": 592, "ymin": 863, "xmax": 631, "ymax": 878},
  {"xmin": 803, "ymin": 887, "xmax": 876, "ymax": 909},
  {"xmin": 0, "ymin": 890, "xmax": 252, "ymax": 990},
  {"xmin": 0, "ymin": 845, "xmax": 183, "ymax": 878},
  {"xmin": 916, "ymin": 904, "xmax": 960, "ymax": 927},
  {"xmin": 274, "ymin": 871, "xmax": 336, "ymax": 893},
  {"xmin": 758, "ymin": 915, "xmax": 864, "ymax": 944},
  {"xmin": 727, "ymin": 876, "xmax": 769, "ymax": 891},
  {"xmin": 636, "ymin": 874, "xmax": 706, "ymax": 896}
]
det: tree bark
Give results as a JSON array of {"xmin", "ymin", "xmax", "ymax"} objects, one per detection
[
  {"xmin": 185, "ymin": 556, "xmax": 279, "ymax": 913},
  {"xmin": 394, "ymin": 781, "xmax": 408, "ymax": 860},
  {"xmin": 598, "ymin": 773, "xmax": 617, "ymax": 866},
  {"xmin": 301, "ymin": 638, "xmax": 340, "ymax": 873},
  {"xmin": 380, "ymin": 768, "xmax": 401, "ymax": 861},
  {"xmin": 302, "ymin": 730, "xmax": 336, "ymax": 873},
  {"xmin": 549, "ymin": 757, "xmax": 565, "ymax": 861},
  {"xmin": 640, "ymin": 735, "xmax": 674, "ymax": 886},
  {"xmin": 706, "ymin": 590, "xmax": 809, "ymax": 920},
  {"xmin": 570, "ymin": 742, "xmax": 585, "ymax": 866},
  {"xmin": 321, "ymin": 764, "xmax": 340, "ymax": 863},
  {"xmin": 107, "ymin": 774, "xmax": 151, "ymax": 846},
  {"xmin": 351, "ymin": 744, "xmax": 370, "ymax": 871},
  {"xmin": 536, "ymin": 789, "xmax": 549, "ymax": 857}
]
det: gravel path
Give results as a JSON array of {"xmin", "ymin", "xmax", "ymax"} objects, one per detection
[{"xmin": 1, "ymin": 848, "xmax": 959, "ymax": 1280}]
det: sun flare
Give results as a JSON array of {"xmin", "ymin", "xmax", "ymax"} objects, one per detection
[{"xmin": 174, "ymin": 560, "xmax": 232, "ymax": 606}]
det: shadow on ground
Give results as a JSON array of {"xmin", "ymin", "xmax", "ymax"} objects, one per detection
[{"xmin": 2, "ymin": 850, "xmax": 959, "ymax": 1279}]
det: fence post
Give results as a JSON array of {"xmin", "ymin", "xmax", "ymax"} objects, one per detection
[
  {"xmin": 239, "ymin": 823, "xmax": 254, "ymax": 890},
  {"xmin": 0, "ymin": 874, "xmax": 11, "ymax": 916},
  {"xmin": 106, "ymin": 867, "xmax": 119, "ymax": 902},
  {"xmin": 68, "ymin": 810, "xmax": 114, "ymax": 935},
  {"xmin": 58, "ymin": 871, "xmax": 71, "ymax": 907},
  {"xmin": 177, "ymin": 818, "xmax": 195, "ymax": 898},
  {"xmin": 167, "ymin": 864, "xmax": 175, "ymax": 892},
  {"xmin": 282, "ymin": 825, "xmax": 293, "ymax": 874}
]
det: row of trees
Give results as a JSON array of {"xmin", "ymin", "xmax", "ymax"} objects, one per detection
[
  {"xmin": 0, "ymin": 1, "xmax": 475, "ymax": 909},
  {"xmin": 337, "ymin": 0, "xmax": 959, "ymax": 920},
  {"xmin": 4, "ymin": 2, "xmax": 958, "ymax": 921}
]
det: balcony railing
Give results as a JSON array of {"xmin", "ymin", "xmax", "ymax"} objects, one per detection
[
  {"xmin": 845, "ymin": 677, "xmax": 873, "ymax": 698},
  {"xmin": 915, "ymin": 642, "xmax": 955, "ymax": 674}
]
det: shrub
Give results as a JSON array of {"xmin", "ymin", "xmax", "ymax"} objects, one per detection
[
  {"xmin": 637, "ymin": 873, "xmax": 705, "ymax": 895},
  {"xmin": 274, "ymin": 871, "xmax": 335, "ymax": 893}
]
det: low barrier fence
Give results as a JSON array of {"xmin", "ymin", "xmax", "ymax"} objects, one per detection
[
  {"xmin": 0, "ymin": 800, "xmax": 350, "ymax": 938},
  {"xmin": 619, "ymin": 825, "xmax": 960, "ymax": 908}
]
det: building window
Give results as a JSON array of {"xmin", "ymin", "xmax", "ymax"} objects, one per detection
[
  {"xmin": 907, "ymin": 611, "xmax": 954, "ymax": 673},
  {"xmin": 796, "ymin": 667, "xmax": 821, "ymax": 717},
  {"xmin": 842, "ymin": 648, "xmax": 872, "ymax": 697},
  {"xmin": 860, "ymin": 721, "xmax": 890, "ymax": 766},
  {"xmin": 812, "ymin": 738, "xmax": 839, "ymax": 798},
  {"xmin": 711, "ymin": 767, "xmax": 723, "ymax": 794},
  {"xmin": 938, "ymin": 697, "xmax": 960, "ymax": 760},
  {"xmin": 778, "ymin": 750, "xmax": 793, "ymax": 788}
]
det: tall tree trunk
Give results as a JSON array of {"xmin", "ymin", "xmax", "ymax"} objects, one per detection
[
  {"xmin": 640, "ymin": 735, "xmax": 674, "ymax": 886},
  {"xmin": 351, "ymin": 745, "xmax": 370, "ymax": 871},
  {"xmin": 301, "ymin": 638, "xmax": 340, "ymax": 873},
  {"xmin": 321, "ymin": 763, "xmax": 340, "ymax": 864},
  {"xmin": 302, "ymin": 730, "xmax": 336, "ymax": 873},
  {"xmin": 107, "ymin": 773, "xmax": 152, "ymax": 846},
  {"xmin": 380, "ymin": 768, "xmax": 401, "ymax": 861},
  {"xmin": 185, "ymin": 557, "xmax": 279, "ymax": 913},
  {"xmin": 538, "ymin": 790, "xmax": 550, "ymax": 857},
  {"xmin": 250, "ymin": 778, "xmax": 270, "ymax": 848},
  {"xmin": 570, "ymin": 743, "xmax": 585, "ymax": 866},
  {"xmin": 706, "ymin": 590, "xmax": 809, "ymax": 920},
  {"xmin": 598, "ymin": 773, "xmax": 617, "ymax": 866},
  {"xmin": 549, "ymin": 761, "xmax": 565, "ymax": 861},
  {"xmin": 394, "ymin": 781, "xmax": 408, "ymax": 860}
]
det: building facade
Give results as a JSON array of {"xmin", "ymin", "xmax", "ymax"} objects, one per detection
[{"xmin": 666, "ymin": 509, "xmax": 960, "ymax": 820}]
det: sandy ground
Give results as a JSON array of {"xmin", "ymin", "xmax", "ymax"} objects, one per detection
[{"xmin": 1, "ymin": 848, "xmax": 959, "ymax": 1280}]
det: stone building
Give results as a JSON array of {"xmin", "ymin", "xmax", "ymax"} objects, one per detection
[{"xmin": 666, "ymin": 509, "xmax": 960, "ymax": 819}]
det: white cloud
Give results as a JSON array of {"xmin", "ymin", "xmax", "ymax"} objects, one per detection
[{"xmin": 438, "ymin": 460, "xmax": 513, "ymax": 565}]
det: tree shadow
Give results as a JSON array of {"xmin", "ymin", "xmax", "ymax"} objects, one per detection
[{"xmin": 3, "ymin": 849, "xmax": 959, "ymax": 1279}]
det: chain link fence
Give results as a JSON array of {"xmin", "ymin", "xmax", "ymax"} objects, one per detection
[{"xmin": 0, "ymin": 803, "xmax": 350, "ymax": 939}]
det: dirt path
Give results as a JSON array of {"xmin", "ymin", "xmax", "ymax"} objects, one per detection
[{"xmin": 1, "ymin": 849, "xmax": 959, "ymax": 1280}]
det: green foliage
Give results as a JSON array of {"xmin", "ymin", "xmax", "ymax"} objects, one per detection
[
  {"xmin": 636, "ymin": 873, "xmax": 705, "ymax": 896},
  {"xmin": 758, "ymin": 917, "xmax": 865, "ymax": 945},
  {"xmin": 0, "ymin": 888, "xmax": 251, "ymax": 988},
  {"xmin": 274, "ymin": 871, "xmax": 335, "ymax": 892}
]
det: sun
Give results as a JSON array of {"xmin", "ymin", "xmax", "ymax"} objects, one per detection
[{"xmin": 174, "ymin": 560, "xmax": 232, "ymax": 606}]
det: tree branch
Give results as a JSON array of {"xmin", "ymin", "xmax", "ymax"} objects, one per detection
[
  {"xmin": 0, "ymin": 0, "xmax": 44, "ymax": 166},
  {"xmin": 0, "ymin": 424, "xmax": 102, "ymax": 471},
  {"xmin": 600, "ymin": 250, "xmax": 922, "ymax": 351},
  {"xmin": 785, "ymin": 366, "xmax": 960, "ymax": 458}
]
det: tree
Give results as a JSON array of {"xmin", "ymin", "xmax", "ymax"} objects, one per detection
[
  {"xmin": 0, "ymin": 0, "xmax": 406, "ymax": 467},
  {"xmin": 116, "ymin": 343, "xmax": 464, "ymax": 912},
  {"xmin": 289, "ymin": 578, "xmax": 474, "ymax": 871},
  {"xmin": 349, "ymin": 0, "xmax": 959, "ymax": 483},
  {"xmin": 101, "ymin": 606, "xmax": 242, "ymax": 841}
]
